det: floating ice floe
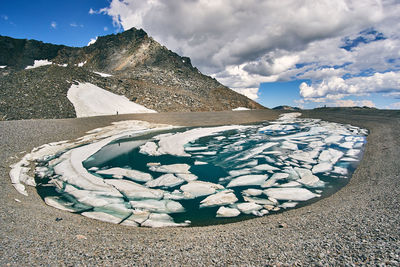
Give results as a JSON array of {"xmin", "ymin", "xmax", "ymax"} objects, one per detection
[
  {"xmin": 243, "ymin": 196, "xmax": 275, "ymax": 205},
  {"xmin": 280, "ymin": 202, "xmax": 298, "ymax": 209},
  {"xmin": 264, "ymin": 188, "xmax": 320, "ymax": 201},
  {"xmin": 141, "ymin": 213, "xmax": 189, "ymax": 228},
  {"xmin": 184, "ymin": 146, "xmax": 208, "ymax": 152},
  {"xmin": 227, "ymin": 175, "xmax": 268, "ymax": 188},
  {"xmin": 261, "ymin": 173, "xmax": 289, "ymax": 188},
  {"xmin": 130, "ymin": 199, "xmax": 185, "ymax": 214},
  {"xmin": 149, "ymin": 163, "xmax": 191, "ymax": 174},
  {"xmin": 294, "ymin": 167, "xmax": 324, "ymax": 187},
  {"xmin": 242, "ymin": 188, "xmax": 264, "ymax": 196},
  {"xmin": 9, "ymin": 112, "xmax": 367, "ymax": 227},
  {"xmin": 236, "ymin": 202, "xmax": 263, "ymax": 214},
  {"xmin": 228, "ymin": 168, "xmax": 253, "ymax": 177},
  {"xmin": 180, "ymin": 181, "xmax": 224, "ymax": 198},
  {"xmin": 254, "ymin": 163, "xmax": 279, "ymax": 171},
  {"xmin": 200, "ymin": 190, "xmax": 238, "ymax": 207},
  {"xmin": 216, "ymin": 206, "xmax": 241, "ymax": 217},
  {"xmin": 176, "ymin": 173, "xmax": 198, "ymax": 181},
  {"xmin": 145, "ymin": 174, "xmax": 184, "ymax": 188},
  {"xmin": 239, "ymin": 142, "xmax": 279, "ymax": 161},
  {"xmin": 96, "ymin": 167, "xmax": 152, "ymax": 182},
  {"xmin": 105, "ymin": 179, "xmax": 164, "ymax": 200},
  {"xmin": 312, "ymin": 162, "xmax": 333, "ymax": 174}
]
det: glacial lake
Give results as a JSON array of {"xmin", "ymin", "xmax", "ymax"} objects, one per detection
[{"xmin": 36, "ymin": 114, "xmax": 367, "ymax": 227}]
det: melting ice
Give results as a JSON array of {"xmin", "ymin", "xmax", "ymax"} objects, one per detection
[{"xmin": 14, "ymin": 113, "xmax": 368, "ymax": 227}]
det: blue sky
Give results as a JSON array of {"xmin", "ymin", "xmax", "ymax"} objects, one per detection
[
  {"xmin": 0, "ymin": 0, "xmax": 116, "ymax": 47},
  {"xmin": 1, "ymin": 0, "xmax": 400, "ymax": 110}
]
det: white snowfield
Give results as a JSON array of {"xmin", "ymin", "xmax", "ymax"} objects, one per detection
[
  {"xmin": 67, "ymin": 82, "xmax": 156, "ymax": 117},
  {"xmin": 25, "ymin": 60, "xmax": 52, "ymax": 69},
  {"xmin": 232, "ymin": 107, "xmax": 251, "ymax": 111}
]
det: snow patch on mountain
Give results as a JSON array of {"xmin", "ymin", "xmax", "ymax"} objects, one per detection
[
  {"xmin": 25, "ymin": 60, "xmax": 52, "ymax": 69},
  {"xmin": 67, "ymin": 82, "xmax": 156, "ymax": 117}
]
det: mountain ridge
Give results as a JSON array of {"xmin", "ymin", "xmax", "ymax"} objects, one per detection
[{"xmin": 0, "ymin": 28, "xmax": 265, "ymax": 120}]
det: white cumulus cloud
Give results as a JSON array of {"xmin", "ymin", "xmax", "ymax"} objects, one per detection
[
  {"xmin": 300, "ymin": 71, "xmax": 400, "ymax": 99},
  {"xmin": 98, "ymin": 0, "xmax": 400, "ymax": 103}
]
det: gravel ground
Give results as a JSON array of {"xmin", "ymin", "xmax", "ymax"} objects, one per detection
[{"xmin": 0, "ymin": 109, "xmax": 399, "ymax": 266}]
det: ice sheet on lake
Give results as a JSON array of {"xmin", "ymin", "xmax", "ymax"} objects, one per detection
[
  {"xmin": 153, "ymin": 125, "xmax": 250, "ymax": 157},
  {"xmin": 238, "ymin": 142, "xmax": 279, "ymax": 161},
  {"xmin": 9, "ymin": 112, "xmax": 367, "ymax": 227},
  {"xmin": 259, "ymin": 124, "xmax": 295, "ymax": 131}
]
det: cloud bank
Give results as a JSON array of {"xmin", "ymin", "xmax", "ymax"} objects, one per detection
[{"xmin": 97, "ymin": 0, "xmax": 400, "ymax": 104}]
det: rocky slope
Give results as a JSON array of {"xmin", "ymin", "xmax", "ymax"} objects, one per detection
[{"xmin": 0, "ymin": 28, "xmax": 264, "ymax": 120}]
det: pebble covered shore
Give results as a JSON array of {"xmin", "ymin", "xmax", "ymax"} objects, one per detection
[{"xmin": 1, "ymin": 109, "xmax": 399, "ymax": 266}]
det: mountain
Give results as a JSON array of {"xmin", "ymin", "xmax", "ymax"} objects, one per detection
[
  {"xmin": 0, "ymin": 28, "xmax": 265, "ymax": 120},
  {"xmin": 272, "ymin": 105, "xmax": 301, "ymax": 111}
]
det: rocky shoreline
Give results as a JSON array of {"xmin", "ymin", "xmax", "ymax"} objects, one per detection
[{"xmin": 1, "ymin": 109, "xmax": 399, "ymax": 266}]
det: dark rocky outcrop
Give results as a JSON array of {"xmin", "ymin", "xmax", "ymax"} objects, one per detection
[{"xmin": 272, "ymin": 105, "xmax": 300, "ymax": 111}]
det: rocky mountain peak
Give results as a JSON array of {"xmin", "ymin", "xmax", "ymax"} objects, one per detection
[{"xmin": 0, "ymin": 28, "xmax": 265, "ymax": 120}]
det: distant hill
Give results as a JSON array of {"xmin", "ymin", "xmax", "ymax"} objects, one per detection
[
  {"xmin": 0, "ymin": 28, "xmax": 265, "ymax": 120},
  {"xmin": 272, "ymin": 105, "xmax": 301, "ymax": 111},
  {"xmin": 314, "ymin": 106, "xmax": 378, "ymax": 111}
]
